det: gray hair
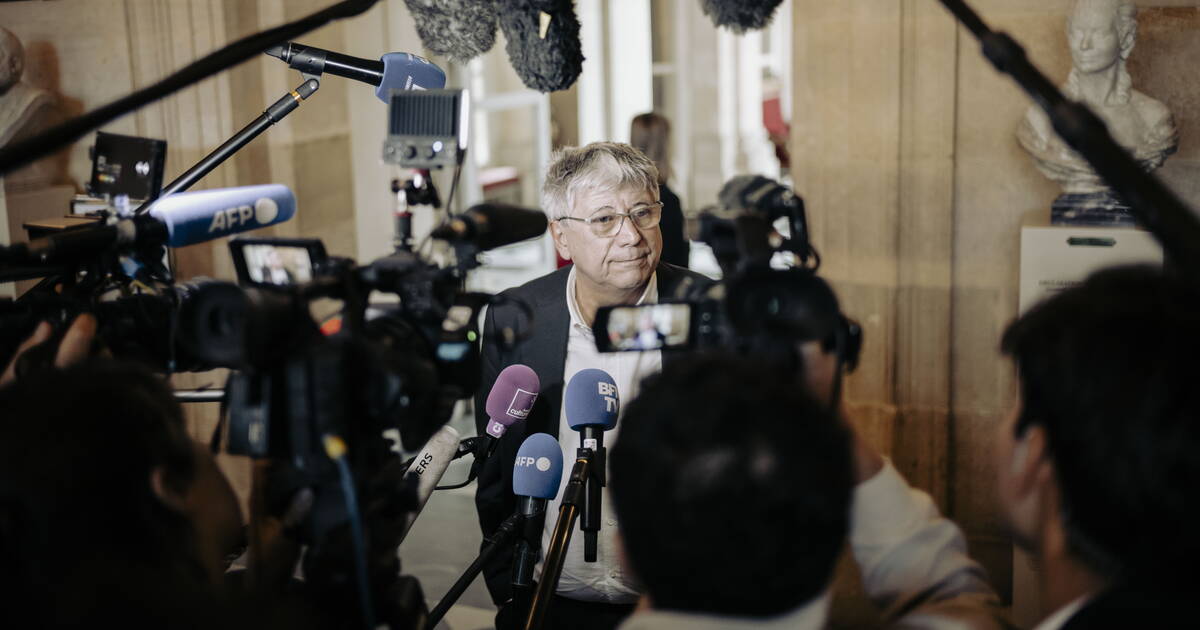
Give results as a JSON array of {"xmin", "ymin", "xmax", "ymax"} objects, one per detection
[{"xmin": 542, "ymin": 142, "xmax": 660, "ymax": 220}]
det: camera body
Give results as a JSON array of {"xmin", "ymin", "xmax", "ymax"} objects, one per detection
[{"xmin": 593, "ymin": 176, "xmax": 861, "ymax": 373}]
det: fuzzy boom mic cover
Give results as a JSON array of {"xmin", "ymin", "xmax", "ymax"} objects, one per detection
[
  {"xmin": 700, "ymin": 0, "xmax": 784, "ymax": 33},
  {"xmin": 404, "ymin": 0, "xmax": 498, "ymax": 62},
  {"xmin": 498, "ymin": 0, "xmax": 585, "ymax": 93}
]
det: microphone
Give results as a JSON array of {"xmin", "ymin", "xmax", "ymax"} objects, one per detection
[
  {"xmin": 512, "ymin": 433, "xmax": 564, "ymax": 590},
  {"xmin": 472, "ymin": 365, "xmax": 540, "ymax": 472},
  {"xmin": 700, "ymin": 0, "xmax": 785, "ymax": 32},
  {"xmin": 430, "ymin": 203, "xmax": 548, "ymax": 251},
  {"xmin": 403, "ymin": 0, "xmax": 498, "ymax": 62},
  {"xmin": 397, "ymin": 424, "xmax": 461, "ymax": 543},
  {"xmin": 264, "ymin": 42, "xmax": 446, "ymax": 102},
  {"xmin": 564, "ymin": 368, "xmax": 619, "ymax": 563},
  {"xmin": 10, "ymin": 184, "xmax": 296, "ymax": 265},
  {"xmin": 497, "ymin": 0, "xmax": 584, "ymax": 93}
]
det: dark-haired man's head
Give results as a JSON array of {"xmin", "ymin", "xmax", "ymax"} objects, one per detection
[
  {"xmin": 0, "ymin": 360, "xmax": 243, "ymax": 624},
  {"xmin": 995, "ymin": 265, "xmax": 1200, "ymax": 589},
  {"xmin": 610, "ymin": 353, "xmax": 855, "ymax": 617}
]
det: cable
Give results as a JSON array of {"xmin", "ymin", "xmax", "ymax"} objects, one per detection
[{"xmin": 324, "ymin": 434, "xmax": 376, "ymax": 630}]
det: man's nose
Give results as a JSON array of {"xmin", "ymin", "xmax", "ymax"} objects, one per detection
[
  {"xmin": 1080, "ymin": 32, "xmax": 1093, "ymax": 50},
  {"xmin": 614, "ymin": 215, "xmax": 643, "ymax": 245}
]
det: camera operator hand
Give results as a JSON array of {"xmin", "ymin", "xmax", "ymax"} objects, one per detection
[{"xmin": 1, "ymin": 313, "xmax": 101, "ymax": 387}]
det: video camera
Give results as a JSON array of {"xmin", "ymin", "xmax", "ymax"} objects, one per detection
[{"xmin": 593, "ymin": 176, "xmax": 862, "ymax": 373}]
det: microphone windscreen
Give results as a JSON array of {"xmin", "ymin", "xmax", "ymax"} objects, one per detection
[
  {"xmin": 700, "ymin": 0, "xmax": 785, "ymax": 33},
  {"xmin": 404, "ymin": 0, "xmax": 498, "ymax": 62},
  {"xmin": 565, "ymin": 368, "xmax": 618, "ymax": 431},
  {"xmin": 497, "ymin": 0, "xmax": 584, "ymax": 93},
  {"xmin": 377, "ymin": 52, "xmax": 447, "ymax": 102},
  {"xmin": 149, "ymin": 184, "xmax": 296, "ymax": 248},
  {"xmin": 484, "ymin": 364, "xmax": 540, "ymax": 437},
  {"xmin": 513, "ymin": 433, "xmax": 563, "ymax": 499}
]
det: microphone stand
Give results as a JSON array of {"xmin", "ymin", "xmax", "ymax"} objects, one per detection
[
  {"xmin": 578, "ymin": 431, "xmax": 606, "ymax": 562},
  {"xmin": 522, "ymin": 452, "xmax": 591, "ymax": 630},
  {"xmin": 935, "ymin": 0, "xmax": 1200, "ymax": 279},
  {"xmin": 0, "ymin": 0, "xmax": 381, "ymax": 176},
  {"xmin": 133, "ymin": 77, "xmax": 321, "ymax": 214},
  {"xmin": 425, "ymin": 513, "xmax": 524, "ymax": 630}
]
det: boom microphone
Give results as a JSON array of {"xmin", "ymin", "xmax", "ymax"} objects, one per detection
[
  {"xmin": 565, "ymin": 368, "xmax": 619, "ymax": 563},
  {"xmin": 700, "ymin": 0, "xmax": 785, "ymax": 32},
  {"xmin": 512, "ymin": 433, "xmax": 563, "ymax": 589},
  {"xmin": 403, "ymin": 0, "xmax": 498, "ymax": 62},
  {"xmin": 7, "ymin": 184, "xmax": 296, "ymax": 265},
  {"xmin": 397, "ymin": 424, "xmax": 462, "ymax": 543},
  {"xmin": 264, "ymin": 42, "xmax": 446, "ymax": 102},
  {"xmin": 497, "ymin": 0, "xmax": 584, "ymax": 93},
  {"xmin": 430, "ymin": 203, "xmax": 548, "ymax": 251}
]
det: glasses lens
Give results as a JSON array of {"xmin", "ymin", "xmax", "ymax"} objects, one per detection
[
  {"xmin": 590, "ymin": 212, "xmax": 621, "ymax": 236},
  {"xmin": 631, "ymin": 204, "xmax": 662, "ymax": 228}
]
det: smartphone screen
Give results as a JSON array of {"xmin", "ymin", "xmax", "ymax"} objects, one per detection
[{"xmin": 594, "ymin": 303, "xmax": 692, "ymax": 352}]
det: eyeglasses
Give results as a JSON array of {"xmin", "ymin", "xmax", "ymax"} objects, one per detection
[{"xmin": 556, "ymin": 201, "xmax": 664, "ymax": 237}]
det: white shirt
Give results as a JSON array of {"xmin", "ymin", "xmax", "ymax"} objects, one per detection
[
  {"xmin": 535, "ymin": 266, "xmax": 661, "ymax": 604},
  {"xmin": 1031, "ymin": 596, "xmax": 1091, "ymax": 630}
]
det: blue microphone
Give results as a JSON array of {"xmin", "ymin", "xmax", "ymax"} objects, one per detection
[
  {"xmin": 149, "ymin": 184, "xmax": 295, "ymax": 247},
  {"xmin": 14, "ymin": 184, "xmax": 296, "ymax": 265},
  {"xmin": 564, "ymin": 369, "xmax": 619, "ymax": 562},
  {"xmin": 265, "ymin": 43, "xmax": 446, "ymax": 102},
  {"xmin": 512, "ymin": 433, "xmax": 563, "ymax": 589}
]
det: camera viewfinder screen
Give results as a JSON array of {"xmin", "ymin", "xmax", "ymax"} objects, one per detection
[
  {"xmin": 605, "ymin": 304, "xmax": 691, "ymax": 351},
  {"xmin": 243, "ymin": 244, "xmax": 314, "ymax": 286}
]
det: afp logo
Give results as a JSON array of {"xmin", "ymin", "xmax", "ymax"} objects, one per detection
[
  {"xmin": 208, "ymin": 197, "xmax": 279, "ymax": 233},
  {"xmin": 515, "ymin": 456, "xmax": 553, "ymax": 472}
]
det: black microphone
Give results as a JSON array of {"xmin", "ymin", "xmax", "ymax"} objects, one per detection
[
  {"xmin": 431, "ymin": 203, "xmax": 548, "ymax": 251},
  {"xmin": 564, "ymin": 369, "xmax": 619, "ymax": 563},
  {"xmin": 403, "ymin": 0, "xmax": 498, "ymax": 62},
  {"xmin": 700, "ymin": 0, "xmax": 785, "ymax": 32},
  {"xmin": 263, "ymin": 42, "xmax": 446, "ymax": 102}
]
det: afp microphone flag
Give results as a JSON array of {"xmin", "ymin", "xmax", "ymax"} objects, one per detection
[{"xmin": 514, "ymin": 433, "xmax": 564, "ymax": 500}]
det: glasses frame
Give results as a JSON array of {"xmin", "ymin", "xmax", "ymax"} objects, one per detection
[{"xmin": 556, "ymin": 201, "xmax": 665, "ymax": 237}]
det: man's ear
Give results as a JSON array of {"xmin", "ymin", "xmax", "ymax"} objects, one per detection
[
  {"xmin": 549, "ymin": 221, "xmax": 572, "ymax": 261},
  {"xmin": 150, "ymin": 467, "xmax": 188, "ymax": 513},
  {"xmin": 1011, "ymin": 425, "xmax": 1052, "ymax": 496}
]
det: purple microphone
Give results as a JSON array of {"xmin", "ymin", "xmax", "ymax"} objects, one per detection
[
  {"xmin": 471, "ymin": 365, "xmax": 541, "ymax": 477},
  {"xmin": 485, "ymin": 364, "xmax": 540, "ymax": 439}
]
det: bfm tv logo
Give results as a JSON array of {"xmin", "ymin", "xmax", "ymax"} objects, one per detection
[
  {"xmin": 597, "ymin": 381, "xmax": 617, "ymax": 413},
  {"xmin": 515, "ymin": 455, "xmax": 553, "ymax": 472}
]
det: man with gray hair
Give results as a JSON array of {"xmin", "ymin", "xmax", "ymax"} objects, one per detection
[{"xmin": 473, "ymin": 142, "xmax": 712, "ymax": 629}]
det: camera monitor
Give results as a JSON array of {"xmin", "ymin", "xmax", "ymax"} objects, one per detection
[
  {"xmin": 229, "ymin": 237, "xmax": 326, "ymax": 287},
  {"xmin": 593, "ymin": 303, "xmax": 693, "ymax": 353}
]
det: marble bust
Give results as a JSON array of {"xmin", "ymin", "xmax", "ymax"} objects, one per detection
[
  {"xmin": 1016, "ymin": 0, "xmax": 1179, "ymax": 225},
  {"xmin": 0, "ymin": 26, "xmax": 52, "ymax": 149}
]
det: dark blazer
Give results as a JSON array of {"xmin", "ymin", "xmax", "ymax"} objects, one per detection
[
  {"xmin": 473, "ymin": 262, "xmax": 714, "ymax": 604},
  {"xmin": 1060, "ymin": 583, "xmax": 1192, "ymax": 629},
  {"xmin": 658, "ymin": 184, "xmax": 689, "ymax": 269}
]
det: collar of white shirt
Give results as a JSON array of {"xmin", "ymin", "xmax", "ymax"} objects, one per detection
[
  {"xmin": 565, "ymin": 266, "xmax": 659, "ymax": 334},
  {"xmin": 1031, "ymin": 594, "xmax": 1092, "ymax": 630}
]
